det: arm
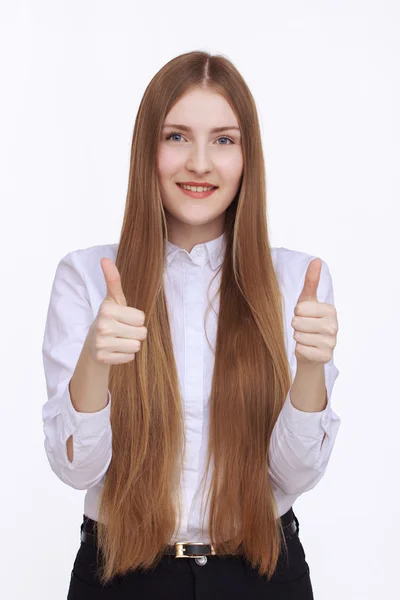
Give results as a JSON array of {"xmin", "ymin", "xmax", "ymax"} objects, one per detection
[
  {"xmin": 268, "ymin": 258, "xmax": 341, "ymax": 496},
  {"xmin": 41, "ymin": 250, "xmax": 112, "ymax": 490},
  {"xmin": 67, "ymin": 336, "xmax": 111, "ymax": 461}
]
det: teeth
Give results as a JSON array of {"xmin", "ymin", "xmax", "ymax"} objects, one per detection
[{"xmin": 179, "ymin": 184, "xmax": 215, "ymax": 192}]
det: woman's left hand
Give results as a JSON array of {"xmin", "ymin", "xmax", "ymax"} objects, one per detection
[{"xmin": 291, "ymin": 258, "xmax": 339, "ymax": 365}]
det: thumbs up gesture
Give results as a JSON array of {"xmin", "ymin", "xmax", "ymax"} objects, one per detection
[
  {"xmin": 85, "ymin": 257, "xmax": 148, "ymax": 366},
  {"xmin": 291, "ymin": 259, "xmax": 338, "ymax": 366}
]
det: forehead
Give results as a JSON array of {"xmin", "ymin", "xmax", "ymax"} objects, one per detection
[{"xmin": 164, "ymin": 88, "xmax": 239, "ymax": 130}]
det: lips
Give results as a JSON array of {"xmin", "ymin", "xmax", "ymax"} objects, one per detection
[
  {"xmin": 177, "ymin": 181, "xmax": 218, "ymax": 188},
  {"xmin": 177, "ymin": 183, "xmax": 217, "ymax": 189},
  {"xmin": 176, "ymin": 183, "xmax": 218, "ymax": 198}
]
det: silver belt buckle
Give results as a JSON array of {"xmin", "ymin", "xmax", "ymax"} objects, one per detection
[{"xmin": 174, "ymin": 541, "xmax": 216, "ymax": 558}]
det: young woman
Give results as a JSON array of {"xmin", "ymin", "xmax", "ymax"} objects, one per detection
[{"xmin": 42, "ymin": 50, "xmax": 341, "ymax": 599}]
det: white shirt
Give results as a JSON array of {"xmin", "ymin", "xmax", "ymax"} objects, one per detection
[{"xmin": 41, "ymin": 231, "xmax": 341, "ymax": 543}]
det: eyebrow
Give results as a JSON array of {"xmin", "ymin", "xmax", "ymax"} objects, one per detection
[{"xmin": 163, "ymin": 123, "xmax": 240, "ymax": 134}]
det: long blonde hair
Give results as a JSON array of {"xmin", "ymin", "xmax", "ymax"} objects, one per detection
[{"xmin": 95, "ymin": 50, "xmax": 292, "ymax": 584}]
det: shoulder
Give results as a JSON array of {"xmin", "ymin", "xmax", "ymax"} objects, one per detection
[
  {"xmin": 271, "ymin": 246, "xmax": 335, "ymax": 303},
  {"xmin": 55, "ymin": 243, "xmax": 119, "ymax": 311},
  {"xmin": 271, "ymin": 246, "xmax": 319, "ymax": 282},
  {"xmin": 59, "ymin": 242, "xmax": 118, "ymax": 275}
]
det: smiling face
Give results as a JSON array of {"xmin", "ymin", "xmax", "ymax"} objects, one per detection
[{"xmin": 157, "ymin": 87, "xmax": 244, "ymax": 252}]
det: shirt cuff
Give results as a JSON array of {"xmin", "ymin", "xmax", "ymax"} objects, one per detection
[
  {"xmin": 61, "ymin": 381, "xmax": 111, "ymax": 438},
  {"xmin": 281, "ymin": 362, "xmax": 340, "ymax": 439}
]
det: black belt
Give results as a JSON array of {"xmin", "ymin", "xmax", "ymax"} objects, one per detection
[{"xmin": 80, "ymin": 507, "xmax": 298, "ymax": 558}]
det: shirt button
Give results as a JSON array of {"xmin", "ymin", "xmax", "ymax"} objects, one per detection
[
  {"xmin": 195, "ymin": 556, "xmax": 208, "ymax": 566},
  {"xmin": 196, "ymin": 247, "xmax": 205, "ymax": 256}
]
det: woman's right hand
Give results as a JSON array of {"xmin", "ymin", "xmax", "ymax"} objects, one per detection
[{"xmin": 86, "ymin": 257, "xmax": 147, "ymax": 365}]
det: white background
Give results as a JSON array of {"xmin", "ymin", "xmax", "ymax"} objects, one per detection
[{"xmin": 1, "ymin": 0, "xmax": 398, "ymax": 598}]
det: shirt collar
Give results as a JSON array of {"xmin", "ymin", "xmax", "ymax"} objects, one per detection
[{"xmin": 166, "ymin": 231, "xmax": 227, "ymax": 271}]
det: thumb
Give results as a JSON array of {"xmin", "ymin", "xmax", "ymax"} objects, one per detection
[
  {"xmin": 100, "ymin": 257, "xmax": 127, "ymax": 307},
  {"xmin": 297, "ymin": 258, "xmax": 322, "ymax": 303}
]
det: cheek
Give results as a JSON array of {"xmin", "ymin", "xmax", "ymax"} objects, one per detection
[
  {"xmin": 157, "ymin": 147, "xmax": 182, "ymax": 177},
  {"xmin": 218, "ymin": 151, "xmax": 243, "ymax": 179}
]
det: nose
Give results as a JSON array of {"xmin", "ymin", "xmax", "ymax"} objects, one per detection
[{"xmin": 185, "ymin": 144, "xmax": 213, "ymax": 174}]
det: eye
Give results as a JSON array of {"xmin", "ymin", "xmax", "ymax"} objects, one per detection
[
  {"xmin": 165, "ymin": 132, "xmax": 184, "ymax": 142},
  {"xmin": 217, "ymin": 136, "xmax": 234, "ymax": 145},
  {"xmin": 165, "ymin": 132, "xmax": 234, "ymax": 145}
]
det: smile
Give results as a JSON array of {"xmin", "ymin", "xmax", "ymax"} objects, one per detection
[{"xmin": 176, "ymin": 183, "xmax": 218, "ymax": 199}]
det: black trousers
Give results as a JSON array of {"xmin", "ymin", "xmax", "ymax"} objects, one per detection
[{"xmin": 67, "ymin": 507, "xmax": 314, "ymax": 599}]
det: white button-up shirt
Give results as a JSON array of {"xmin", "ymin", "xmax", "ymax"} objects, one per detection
[{"xmin": 41, "ymin": 231, "xmax": 341, "ymax": 543}]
